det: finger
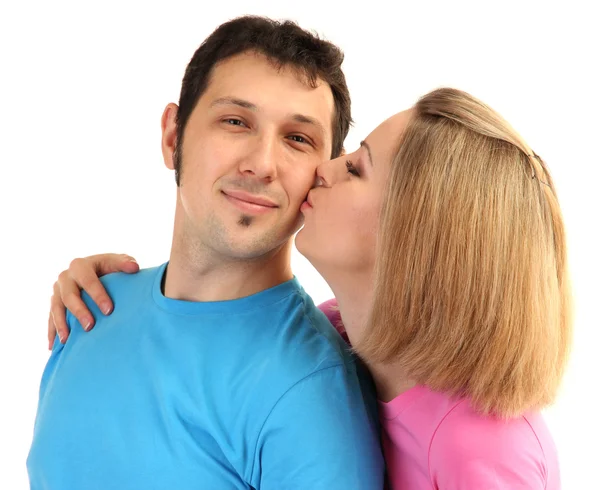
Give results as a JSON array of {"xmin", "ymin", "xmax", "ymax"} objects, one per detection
[
  {"xmin": 70, "ymin": 261, "xmax": 113, "ymax": 316},
  {"xmin": 56, "ymin": 273, "xmax": 94, "ymax": 331},
  {"xmin": 70, "ymin": 254, "xmax": 139, "ymax": 314},
  {"xmin": 114, "ymin": 254, "xmax": 140, "ymax": 274},
  {"xmin": 51, "ymin": 283, "xmax": 71, "ymax": 342},
  {"xmin": 91, "ymin": 253, "xmax": 139, "ymax": 276},
  {"xmin": 48, "ymin": 312, "xmax": 56, "ymax": 350}
]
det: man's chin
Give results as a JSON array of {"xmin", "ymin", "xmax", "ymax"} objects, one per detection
[{"xmin": 218, "ymin": 234, "xmax": 290, "ymax": 261}]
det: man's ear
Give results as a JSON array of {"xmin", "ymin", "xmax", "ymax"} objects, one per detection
[{"xmin": 161, "ymin": 103, "xmax": 179, "ymax": 170}]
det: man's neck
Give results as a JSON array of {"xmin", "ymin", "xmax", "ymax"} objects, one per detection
[{"xmin": 164, "ymin": 237, "xmax": 294, "ymax": 303}]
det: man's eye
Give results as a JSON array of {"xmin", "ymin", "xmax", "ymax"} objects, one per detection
[
  {"xmin": 224, "ymin": 119, "xmax": 246, "ymax": 127},
  {"xmin": 289, "ymin": 135, "xmax": 308, "ymax": 144}
]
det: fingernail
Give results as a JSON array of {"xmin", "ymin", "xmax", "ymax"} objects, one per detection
[
  {"xmin": 126, "ymin": 257, "xmax": 137, "ymax": 264},
  {"xmin": 83, "ymin": 318, "xmax": 93, "ymax": 331},
  {"xmin": 58, "ymin": 334, "xmax": 64, "ymax": 343},
  {"xmin": 101, "ymin": 302, "xmax": 112, "ymax": 315}
]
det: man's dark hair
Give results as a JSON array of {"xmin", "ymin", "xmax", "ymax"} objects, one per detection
[{"xmin": 173, "ymin": 15, "xmax": 352, "ymax": 185}]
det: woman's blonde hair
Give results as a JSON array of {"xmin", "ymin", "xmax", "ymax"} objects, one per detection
[{"xmin": 357, "ymin": 88, "xmax": 572, "ymax": 418}]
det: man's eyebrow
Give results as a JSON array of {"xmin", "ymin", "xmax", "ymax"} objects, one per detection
[
  {"xmin": 360, "ymin": 140, "xmax": 374, "ymax": 166},
  {"xmin": 291, "ymin": 113, "xmax": 326, "ymax": 140},
  {"xmin": 209, "ymin": 97, "xmax": 257, "ymax": 110}
]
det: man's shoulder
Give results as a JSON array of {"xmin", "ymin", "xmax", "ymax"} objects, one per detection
[
  {"xmin": 267, "ymin": 291, "xmax": 357, "ymax": 380},
  {"xmin": 76, "ymin": 264, "xmax": 163, "ymax": 320},
  {"xmin": 98, "ymin": 264, "xmax": 162, "ymax": 291}
]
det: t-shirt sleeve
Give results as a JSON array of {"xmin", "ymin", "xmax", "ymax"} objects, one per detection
[
  {"xmin": 249, "ymin": 364, "xmax": 384, "ymax": 489},
  {"xmin": 429, "ymin": 412, "xmax": 548, "ymax": 489}
]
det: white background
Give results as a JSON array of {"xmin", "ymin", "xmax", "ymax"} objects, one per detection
[{"xmin": 1, "ymin": 0, "xmax": 598, "ymax": 488}]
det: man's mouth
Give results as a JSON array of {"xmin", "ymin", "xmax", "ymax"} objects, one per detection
[{"xmin": 222, "ymin": 189, "xmax": 278, "ymax": 215}]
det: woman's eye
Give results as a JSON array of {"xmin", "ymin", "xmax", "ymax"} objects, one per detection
[{"xmin": 346, "ymin": 160, "xmax": 360, "ymax": 177}]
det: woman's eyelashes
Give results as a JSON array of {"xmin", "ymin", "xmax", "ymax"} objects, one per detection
[{"xmin": 346, "ymin": 160, "xmax": 360, "ymax": 177}]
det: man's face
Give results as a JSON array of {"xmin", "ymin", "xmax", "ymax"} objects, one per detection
[{"xmin": 162, "ymin": 51, "xmax": 335, "ymax": 260}]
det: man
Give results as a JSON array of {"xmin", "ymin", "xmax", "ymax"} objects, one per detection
[{"xmin": 27, "ymin": 16, "xmax": 384, "ymax": 489}]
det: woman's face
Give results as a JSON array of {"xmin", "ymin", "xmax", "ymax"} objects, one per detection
[{"xmin": 296, "ymin": 109, "xmax": 412, "ymax": 280}]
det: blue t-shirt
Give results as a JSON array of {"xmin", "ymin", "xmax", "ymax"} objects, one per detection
[{"xmin": 27, "ymin": 263, "xmax": 384, "ymax": 489}]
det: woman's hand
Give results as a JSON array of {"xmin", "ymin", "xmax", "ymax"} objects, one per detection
[{"xmin": 48, "ymin": 253, "xmax": 139, "ymax": 349}]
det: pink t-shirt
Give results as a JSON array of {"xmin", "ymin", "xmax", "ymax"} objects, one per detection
[{"xmin": 319, "ymin": 299, "xmax": 560, "ymax": 489}]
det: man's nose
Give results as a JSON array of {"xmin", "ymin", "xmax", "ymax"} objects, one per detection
[{"xmin": 239, "ymin": 135, "xmax": 279, "ymax": 181}]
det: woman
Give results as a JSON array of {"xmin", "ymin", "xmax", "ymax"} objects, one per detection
[{"xmin": 46, "ymin": 88, "xmax": 572, "ymax": 488}]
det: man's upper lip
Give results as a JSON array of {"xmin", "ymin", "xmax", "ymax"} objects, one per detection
[{"xmin": 223, "ymin": 189, "xmax": 278, "ymax": 207}]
